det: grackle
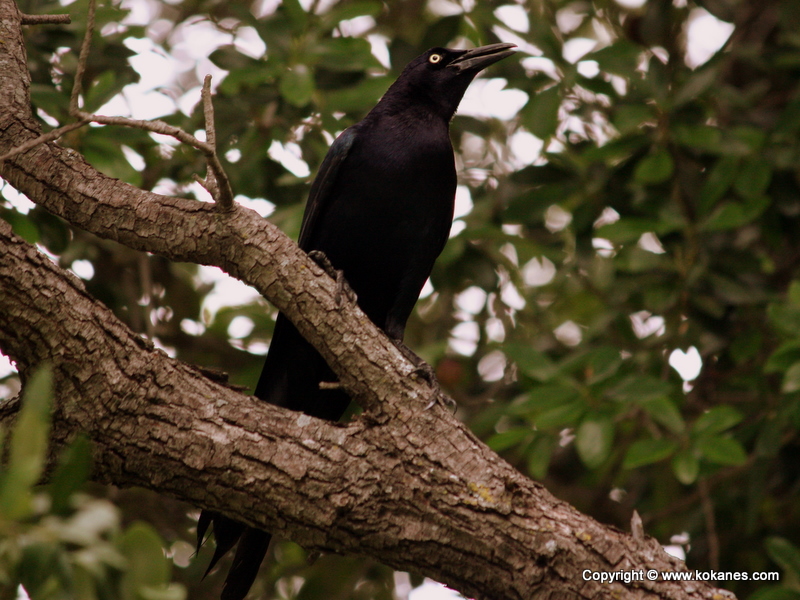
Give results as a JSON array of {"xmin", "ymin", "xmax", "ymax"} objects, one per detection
[{"xmin": 198, "ymin": 42, "xmax": 516, "ymax": 600}]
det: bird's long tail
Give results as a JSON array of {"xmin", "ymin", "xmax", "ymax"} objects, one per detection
[
  {"xmin": 221, "ymin": 527, "xmax": 272, "ymax": 600},
  {"xmin": 197, "ymin": 511, "xmax": 272, "ymax": 600}
]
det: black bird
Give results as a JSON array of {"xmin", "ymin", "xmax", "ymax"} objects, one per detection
[{"xmin": 198, "ymin": 42, "xmax": 516, "ymax": 600}]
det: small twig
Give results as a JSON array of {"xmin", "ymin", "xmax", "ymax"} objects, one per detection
[
  {"xmin": 200, "ymin": 74, "xmax": 233, "ymax": 210},
  {"xmin": 0, "ymin": 118, "xmax": 89, "ymax": 162},
  {"xmin": 192, "ymin": 173, "xmax": 213, "ymax": 195},
  {"xmin": 698, "ymin": 478, "xmax": 720, "ymax": 570},
  {"xmin": 630, "ymin": 510, "xmax": 644, "ymax": 540},
  {"xmin": 69, "ymin": 0, "xmax": 233, "ymax": 209},
  {"xmin": 137, "ymin": 253, "xmax": 155, "ymax": 340},
  {"xmin": 67, "ymin": 113, "xmax": 234, "ymax": 209},
  {"xmin": 202, "ymin": 75, "xmax": 217, "ymax": 149},
  {"xmin": 199, "ymin": 80, "xmax": 219, "ymax": 199},
  {"xmin": 69, "ymin": 0, "xmax": 96, "ymax": 115},
  {"xmin": 20, "ymin": 13, "xmax": 71, "ymax": 25},
  {"xmin": 11, "ymin": 0, "xmax": 235, "ymax": 210},
  {"xmin": 319, "ymin": 381, "xmax": 342, "ymax": 390}
]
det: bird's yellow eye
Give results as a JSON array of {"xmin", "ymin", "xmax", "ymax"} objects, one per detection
[{"xmin": 428, "ymin": 53, "xmax": 442, "ymax": 64}]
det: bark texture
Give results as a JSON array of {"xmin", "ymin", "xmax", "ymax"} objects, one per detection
[{"xmin": 0, "ymin": 1, "xmax": 735, "ymax": 599}]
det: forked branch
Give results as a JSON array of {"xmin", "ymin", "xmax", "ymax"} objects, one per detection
[{"xmin": 1, "ymin": 0, "xmax": 233, "ymax": 209}]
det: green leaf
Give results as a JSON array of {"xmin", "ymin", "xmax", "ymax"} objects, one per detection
[
  {"xmin": 731, "ymin": 125, "xmax": 767, "ymax": 152},
  {"xmin": 526, "ymin": 436, "xmax": 553, "ymax": 480},
  {"xmin": 486, "ymin": 427, "xmax": 532, "ymax": 452},
  {"xmin": 577, "ymin": 75, "xmax": 617, "ymax": 97},
  {"xmin": 590, "ymin": 40, "xmax": 642, "ymax": 76},
  {"xmin": 0, "ymin": 208, "xmax": 40, "ymax": 244},
  {"xmin": 696, "ymin": 435, "xmax": 747, "ymax": 465},
  {"xmin": 612, "ymin": 104, "xmax": 654, "ymax": 135},
  {"xmin": 674, "ymin": 124, "xmax": 723, "ymax": 153},
  {"xmin": 703, "ymin": 195, "xmax": 770, "ymax": 231},
  {"xmin": 608, "ymin": 375, "xmax": 674, "ymax": 403},
  {"xmin": 513, "ymin": 383, "xmax": 580, "ymax": 416},
  {"xmin": 30, "ymin": 84, "xmax": 70, "ymax": 121},
  {"xmin": 120, "ymin": 522, "xmax": 184, "ymax": 600},
  {"xmin": 768, "ymin": 304, "xmax": 800, "ymax": 337},
  {"xmin": 575, "ymin": 418, "xmax": 614, "ymax": 469},
  {"xmin": 29, "ymin": 207, "xmax": 71, "ymax": 254},
  {"xmin": 281, "ymin": 0, "xmax": 308, "ymax": 32},
  {"xmin": 755, "ymin": 417, "xmax": 784, "ymax": 458},
  {"xmin": 730, "ymin": 328, "xmax": 762, "ymax": 364},
  {"xmin": 320, "ymin": 1, "xmax": 381, "ymax": 27},
  {"xmin": 623, "ymin": 438, "xmax": 678, "ymax": 469},
  {"xmin": 765, "ymin": 537, "xmax": 800, "ymax": 580},
  {"xmin": 596, "ymin": 218, "xmax": 663, "ymax": 244},
  {"xmin": 0, "ymin": 364, "xmax": 53, "ymax": 519},
  {"xmin": 697, "ymin": 156, "xmax": 739, "ymax": 216},
  {"xmin": 17, "ymin": 542, "xmax": 61, "ymax": 599},
  {"xmin": 313, "ymin": 38, "xmax": 380, "ymax": 71},
  {"xmin": 534, "ymin": 402, "xmax": 585, "ymax": 429},
  {"xmin": 138, "ymin": 585, "xmax": 187, "ymax": 600},
  {"xmin": 209, "ymin": 45, "xmax": 260, "ymax": 72},
  {"xmin": 505, "ymin": 344, "xmax": 558, "ymax": 382},
  {"xmin": 692, "ymin": 405, "xmax": 743, "ymax": 435},
  {"xmin": 279, "ymin": 65, "xmax": 314, "ymax": 107},
  {"xmin": 48, "ymin": 435, "xmax": 93, "ymax": 515},
  {"xmin": 584, "ymin": 346, "xmax": 623, "ymax": 384},
  {"xmin": 84, "ymin": 69, "xmax": 131, "ymax": 113},
  {"xmin": 673, "ymin": 65, "xmax": 718, "ymax": 106},
  {"xmin": 634, "ymin": 149, "xmax": 674, "ymax": 184},
  {"xmin": 781, "ymin": 362, "xmax": 800, "ymax": 393},
  {"xmin": 672, "ymin": 450, "xmax": 699, "ymax": 484},
  {"xmin": 789, "ymin": 280, "xmax": 800, "ymax": 305},
  {"xmin": 582, "ymin": 134, "xmax": 649, "ymax": 163},
  {"xmin": 640, "ymin": 397, "xmax": 685, "ymax": 434},
  {"xmin": 733, "ymin": 159, "xmax": 772, "ymax": 199},
  {"xmin": 324, "ymin": 75, "xmax": 389, "ymax": 112},
  {"xmin": 524, "ymin": 85, "xmax": 561, "ymax": 140},
  {"xmin": 747, "ymin": 588, "xmax": 800, "ymax": 600}
]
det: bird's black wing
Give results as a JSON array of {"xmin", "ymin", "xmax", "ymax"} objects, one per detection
[{"xmin": 297, "ymin": 126, "xmax": 358, "ymax": 250}]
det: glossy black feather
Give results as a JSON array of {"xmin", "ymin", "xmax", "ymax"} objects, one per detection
[
  {"xmin": 220, "ymin": 528, "xmax": 272, "ymax": 600},
  {"xmin": 201, "ymin": 42, "xmax": 515, "ymax": 600}
]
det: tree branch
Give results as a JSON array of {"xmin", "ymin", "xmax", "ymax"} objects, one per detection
[
  {"xmin": 19, "ymin": 13, "xmax": 70, "ymax": 25},
  {"xmin": 0, "ymin": 221, "xmax": 731, "ymax": 600},
  {"xmin": 66, "ymin": 0, "xmax": 233, "ymax": 209}
]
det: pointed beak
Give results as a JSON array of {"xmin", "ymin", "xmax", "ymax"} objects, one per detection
[{"xmin": 448, "ymin": 42, "xmax": 517, "ymax": 73}]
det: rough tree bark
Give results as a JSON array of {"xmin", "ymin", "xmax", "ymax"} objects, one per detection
[{"xmin": 0, "ymin": 1, "xmax": 735, "ymax": 599}]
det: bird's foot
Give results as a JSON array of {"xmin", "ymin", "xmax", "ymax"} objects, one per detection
[
  {"xmin": 308, "ymin": 250, "xmax": 357, "ymax": 307},
  {"xmin": 424, "ymin": 388, "xmax": 458, "ymax": 413},
  {"xmin": 391, "ymin": 339, "xmax": 457, "ymax": 413}
]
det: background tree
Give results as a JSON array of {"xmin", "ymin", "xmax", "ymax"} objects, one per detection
[{"xmin": 2, "ymin": 0, "xmax": 800, "ymax": 599}]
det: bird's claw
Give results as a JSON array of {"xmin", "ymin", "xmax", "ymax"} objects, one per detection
[
  {"xmin": 411, "ymin": 360, "xmax": 437, "ymax": 385},
  {"xmin": 423, "ymin": 387, "xmax": 457, "ymax": 413},
  {"xmin": 391, "ymin": 338, "xmax": 457, "ymax": 413},
  {"xmin": 308, "ymin": 250, "xmax": 357, "ymax": 307}
]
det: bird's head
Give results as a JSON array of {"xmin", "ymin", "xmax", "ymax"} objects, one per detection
[{"xmin": 379, "ymin": 43, "xmax": 517, "ymax": 121}]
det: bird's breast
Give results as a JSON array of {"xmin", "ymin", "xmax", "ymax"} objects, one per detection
[{"xmin": 308, "ymin": 124, "xmax": 456, "ymax": 315}]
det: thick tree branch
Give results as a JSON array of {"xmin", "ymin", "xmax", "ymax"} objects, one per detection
[
  {"xmin": 0, "ymin": 222, "xmax": 730, "ymax": 600},
  {"xmin": 0, "ymin": 2, "xmax": 734, "ymax": 599}
]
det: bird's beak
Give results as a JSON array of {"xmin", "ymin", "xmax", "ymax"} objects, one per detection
[{"xmin": 448, "ymin": 43, "xmax": 517, "ymax": 73}]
